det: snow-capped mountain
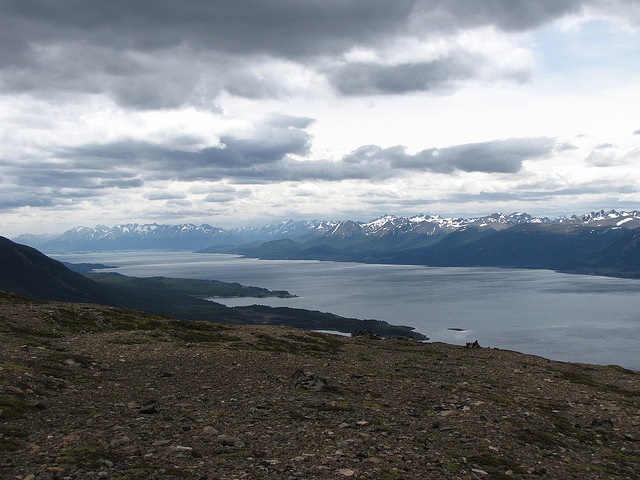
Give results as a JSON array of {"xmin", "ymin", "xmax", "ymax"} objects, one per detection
[
  {"xmin": 359, "ymin": 212, "xmax": 548, "ymax": 237},
  {"xmin": 12, "ymin": 209, "xmax": 640, "ymax": 253},
  {"xmin": 561, "ymin": 209, "xmax": 640, "ymax": 229},
  {"xmin": 39, "ymin": 223, "xmax": 235, "ymax": 252},
  {"xmin": 229, "ymin": 219, "xmax": 339, "ymax": 242}
]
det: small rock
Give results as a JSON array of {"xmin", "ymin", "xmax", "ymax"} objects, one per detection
[
  {"xmin": 471, "ymin": 468, "xmax": 489, "ymax": 475},
  {"xmin": 439, "ymin": 410, "xmax": 457, "ymax": 417},
  {"xmin": 351, "ymin": 329, "xmax": 381, "ymax": 339},
  {"xmin": 591, "ymin": 418, "xmax": 614, "ymax": 429},
  {"xmin": 62, "ymin": 434, "xmax": 80, "ymax": 443},
  {"xmin": 173, "ymin": 445, "xmax": 193, "ymax": 452},
  {"xmin": 338, "ymin": 468, "xmax": 356, "ymax": 477},
  {"xmin": 110, "ymin": 436, "xmax": 132, "ymax": 447},
  {"xmin": 202, "ymin": 426, "xmax": 220, "ymax": 436},
  {"xmin": 294, "ymin": 370, "xmax": 328, "ymax": 391},
  {"xmin": 216, "ymin": 434, "xmax": 244, "ymax": 447},
  {"xmin": 138, "ymin": 400, "xmax": 158, "ymax": 414},
  {"xmin": 152, "ymin": 439, "xmax": 172, "ymax": 447}
]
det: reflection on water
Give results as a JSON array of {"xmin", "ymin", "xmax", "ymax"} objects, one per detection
[{"xmin": 53, "ymin": 251, "xmax": 640, "ymax": 370}]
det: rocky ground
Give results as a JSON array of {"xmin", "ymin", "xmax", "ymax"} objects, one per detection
[{"xmin": 1, "ymin": 292, "xmax": 639, "ymax": 479}]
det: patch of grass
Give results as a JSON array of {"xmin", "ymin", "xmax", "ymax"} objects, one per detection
[
  {"xmin": 511, "ymin": 401, "xmax": 599, "ymax": 449},
  {"xmin": 0, "ymin": 437, "xmax": 22, "ymax": 452},
  {"xmin": 254, "ymin": 333, "xmax": 303, "ymax": 353},
  {"xmin": 102, "ymin": 310, "xmax": 165, "ymax": 331},
  {"xmin": 119, "ymin": 466, "xmax": 191, "ymax": 479},
  {"xmin": 576, "ymin": 454, "xmax": 640, "ymax": 478},
  {"xmin": 107, "ymin": 336, "xmax": 152, "ymax": 345},
  {"xmin": 59, "ymin": 445, "xmax": 112, "ymax": 469},
  {"xmin": 0, "ymin": 393, "xmax": 34, "ymax": 419},
  {"xmin": 0, "ymin": 362, "xmax": 29, "ymax": 372},
  {"xmin": 46, "ymin": 306, "xmax": 166, "ymax": 333},
  {"xmin": 283, "ymin": 332, "xmax": 343, "ymax": 354},
  {"xmin": 166, "ymin": 321, "xmax": 240, "ymax": 344},
  {"xmin": 516, "ymin": 427, "xmax": 567, "ymax": 449},
  {"xmin": 254, "ymin": 332, "xmax": 343, "ymax": 355},
  {"xmin": 0, "ymin": 319, "xmax": 61, "ymax": 347},
  {"xmin": 0, "ymin": 425, "xmax": 27, "ymax": 452},
  {"xmin": 608, "ymin": 365, "xmax": 638, "ymax": 375},
  {"xmin": 378, "ymin": 470, "xmax": 406, "ymax": 480},
  {"xmin": 468, "ymin": 454, "xmax": 527, "ymax": 476},
  {"xmin": 560, "ymin": 371, "xmax": 639, "ymax": 398}
]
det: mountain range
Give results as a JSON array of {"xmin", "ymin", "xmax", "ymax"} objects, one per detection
[
  {"xmin": 13, "ymin": 209, "xmax": 640, "ymax": 251},
  {"xmin": 9, "ymin": 209, "xmax": 640, "ymax": 278}
]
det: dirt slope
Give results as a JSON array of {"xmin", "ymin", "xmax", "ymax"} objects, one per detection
[{"xmin": 1, "ymin": 294, "xmax": 639, "ymax": 479}]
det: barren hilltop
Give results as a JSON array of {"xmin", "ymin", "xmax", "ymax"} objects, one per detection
[{"xmin": 1, "ymin": 292, "xmax": 639, "ymax": 479}]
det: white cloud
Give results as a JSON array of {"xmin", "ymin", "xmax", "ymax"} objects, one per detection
[{"xmin": 1, "ymin": 1, "xmax": 640, "ymax": 236}]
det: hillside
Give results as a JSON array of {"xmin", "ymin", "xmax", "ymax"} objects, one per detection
[
  {"xmin": 392, "ymin": 225, "xmax": 631, "ymax": 271},
  {"xmin": 0, "ymin": 236, "xmax": 115, "ymax": 304},
  {"xmin": 1, "ymin": 293, "xmax": 638, "ymax": 479}
]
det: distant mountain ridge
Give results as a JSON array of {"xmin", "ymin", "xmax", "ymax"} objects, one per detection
[
  {"xmin": 13, "ymin": 209, "xmax": 640, "ymax": 253},
  {"xmin": 24, "ymin": 223, "xmax": 235, "ymax": 252}
]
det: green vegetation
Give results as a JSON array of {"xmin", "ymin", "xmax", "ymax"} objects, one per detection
[
  {"xmin": 0, "ymin": 425, "xmax": 25, "ymax": 452},
  {"xmin": 560, "ymin": 370, "xmax": 640, "ymax": 398},
  {"xmin": 0, "ymin": 393, "xmax": 34, "ymax": 419},
  {"xmin": 253, "ymin": 331, "xmax": 343, "ymax": 355},
  {"xmin": 87, "ymin": 273, "xmax": 294, "ymax": 299},
  {"xmin": 59, "ymin": 445, "xmax": 112, "ymax": 469}
]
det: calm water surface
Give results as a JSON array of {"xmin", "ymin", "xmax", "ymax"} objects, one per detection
[{"xmin": 53, "ymin": 251, "xmax": 640, "ymax": 370}]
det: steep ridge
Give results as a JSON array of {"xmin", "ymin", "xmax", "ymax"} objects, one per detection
[
  {"xmin": 581, "ymin": 228, "xmax": 640, "ymax": 276},
  {"xmin": 0, "ymin": 236, "xmax": 115, "ymax": 303},
  {"xmin": 393, "ymin": 224, "xmax": 630, "ymax": 270}
]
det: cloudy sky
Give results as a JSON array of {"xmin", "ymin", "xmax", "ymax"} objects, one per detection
[{"xmin": 1, "ymin": 0, "xmax": 640, "ymax": 235}]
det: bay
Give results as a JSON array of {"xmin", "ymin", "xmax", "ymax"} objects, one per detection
[{"xmin": 53, "ymin": 251, "xmax": 640, "ymax": 370}]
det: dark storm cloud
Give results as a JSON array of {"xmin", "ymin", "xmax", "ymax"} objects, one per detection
[
  {"xmin": 146, "ymin": 191, "xmax": 186, "ymax": 201},
  {"xmin": 54, "ymin": 114, "xmax": 314, "ymax": 183},
  {"xmin": 0, "ymin": 0, "xmax": 600, "ymax": 107},
  {"xmin": 0, "ymin": 0, "xmax": 414, "ymax": 59},
  {"xmin": 427, "ymin": 138, "xmax": 557, "ymax": 174},
  {"xmin": 305, "ymin": 137, "xmax": 556, "ymax": 179},
  {"xmin": 330, "ymin": 56, "xmax": 485, "ymax": 96},
  {"xmin": 41, "ymin": 136, "xmax": 557, "ymax": 191}
]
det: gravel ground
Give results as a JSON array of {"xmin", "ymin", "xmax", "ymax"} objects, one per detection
[{"xmin": 1, "ymin": 294, "xmax": 639, "ymax": 479}]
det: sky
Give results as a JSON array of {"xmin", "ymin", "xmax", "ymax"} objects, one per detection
[{"xmin": 1, "ymin": 0, "xmax": 640, "ymax": 236}]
